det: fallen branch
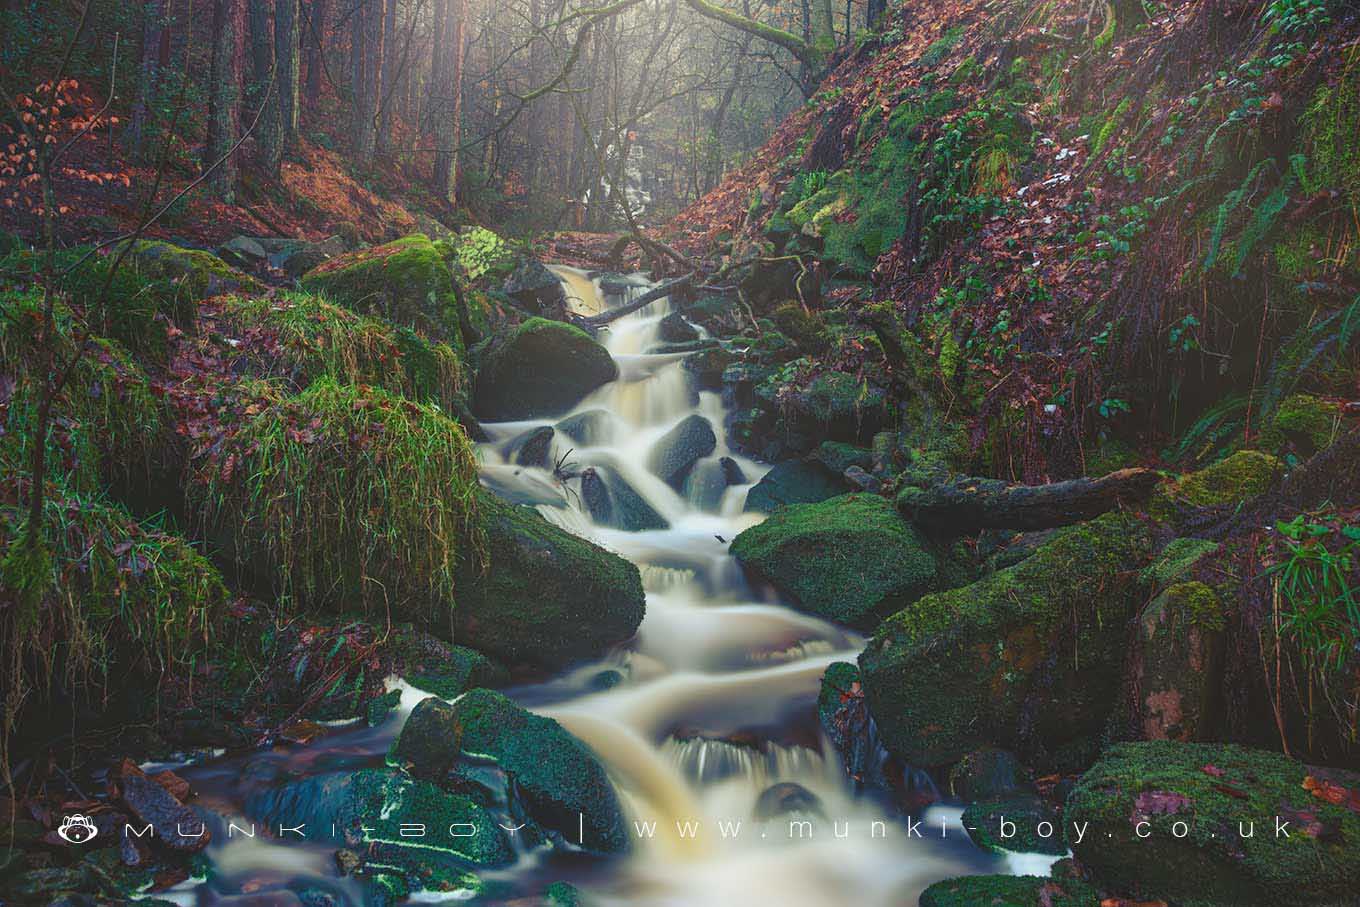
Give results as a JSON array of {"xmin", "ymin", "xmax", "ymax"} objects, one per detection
[
  {"xmin": 572, "ymin": 272, "xmax": 695, "ymax": 328},
  {"xmin": 898, "ymin": 467, "xmax": 1162, "ymax": 534}
]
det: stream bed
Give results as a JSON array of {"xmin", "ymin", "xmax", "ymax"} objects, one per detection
[{"xmin": 170, "ymin": 269, "xmax": 1043, "ymax": 906}]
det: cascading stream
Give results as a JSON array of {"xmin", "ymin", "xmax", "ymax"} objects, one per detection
[{"xmin": 474, "ymin": 268, "xmax": 1007, "ymax": 904}]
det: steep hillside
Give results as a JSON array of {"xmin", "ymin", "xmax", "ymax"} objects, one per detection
[{"xmin": 669, "ymin": 0, "xmax": 1359, "ymax": 482}]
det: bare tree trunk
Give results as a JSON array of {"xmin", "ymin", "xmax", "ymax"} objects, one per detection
[
  {"xmin": 131, "ymin": 0, "xmax": 166, "ymax": 159},
  {"xmin": 304, "ymin": 0, "xmax": 328, "ymax": 105},
  {"xmin": 207, "ymin": 0, "xmax": 244, "ymax": 201},
  {"xmin": 275, "ymin": 0, "xmax": 301, "ymax": 151},
  {"xmin": 376, "ymin": 0, "xmax": 398, "ymax": 153},
  {"xmin": 432, "ymin": 0, "xmax": 464, "ymax": 200},
  {"xmin": 355, "ymin": 0, "xmax": 384, "ymax": 159},
  {"xmin": 248, "ymin": 0, "xmax": 281, "ymax": 173},
  {"xmin": 866, "ymin": 0, "xmax": 887, "ymax": 30}
]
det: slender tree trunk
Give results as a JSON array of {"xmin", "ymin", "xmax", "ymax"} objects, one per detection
[
  {"xmin": 305, "ymin": 0, "xmax": 328, "ymax": 105},
  {"xmin": 248, "ymin": 0, "xmax": 281, "ymax": 173},
  {"xmin": 350, "ymin": 1, "xmax": 367, "ymax": 146},
  {"xmin": 376, "ymin": 0, "xmax": 398, "ymax": 153},
  {"xmin": 433, "ymin": 0, "xmax": 464, "ymax": 201},
  {"xmin": 275, "ymin": 0, "xmax": 301, "ymax": 151},
  {"xmin": 866, "ymin": 0, "xmax": 887, "ymax": 30},
  {"xmin": 131, "ymin": 0, "xmax": 166, "ymax": 159},
  {"xmin": 354, "ymin": 0, "xmax": 384, "ymax": 159},
  {"xmin": 207, "ymin": 0, "xmax": 244, "ymax": 201}
]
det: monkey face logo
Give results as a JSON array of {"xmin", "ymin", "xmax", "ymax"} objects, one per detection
[{"xmin": 57, "ymin": 814, "xmax": 98, "ymax": 844}]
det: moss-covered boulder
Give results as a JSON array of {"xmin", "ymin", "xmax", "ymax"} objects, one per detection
[
  {"xmin": 245, "ymin": 768, "xmax": 513, "ymax": 888},
  {"xmin": 1262, "ymin": 394, "xmax": 1345, "ymax": 458},
  {"xmin": 300, "ymin": 234, "xmax": 466, "ymax": 345},
  {"xmin": 399, "ymin": 689, "xmax": 629, "ymax": 854},
  {"xmin": 757, "ymin": 369, "xmax": 892, "ymax": 447},
  {"xmin": 187, "ymin": 377, "xmax": 481, "ymax": 618},
  {"xmin": 859, "ymin": 513, "xmax": 1155, "ymax": 769},
  {"xmin": 919, "ymin": 875, "xmax": 1100, "ymax": 907},
  {"xmin": 216, "ymin": 293, "xmax": 464, "ymax": 409},
  {"xmin": 963, "ymin": 795, "xmax": 1065, "ymax": 855},
  {"xmin": 730, "ymin": 493, "xmax": 937, "ymax": 630},
  {"xmin": 454, "ymin": 491, "xmax": 645, "ymax": 670},
  {"xmin": 1128, "ymin": 579, "xmax": 1225, "ymax": 743},
  {"xmin": 472, "ymin": 318, "xmax": 618, "ymax": 420},
  {"xmin": 948, "ymin": 747, "xmax": 1033, "ymax": 802},
  {"xmin": 743, "ymin": 459, "xmax": 851, "ymax": 513},
  {"xmin": 129, "ymin": 239, "xmax": 262, "ymax": 303},
  {"xmin": 1152, "ymin": 449, "xmax": 1284, "ymax": 522},
  {"xmin": 1066, "ymin": 741, "xmax": 1360, "ymax": 906}
]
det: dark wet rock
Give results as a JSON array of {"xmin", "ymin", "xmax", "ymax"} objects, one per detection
[
  {"xmin": 454, "ymin": 490, "xmax": 645, "ymax": 670},
  {"xmin": 859, "ymin": 513, "xmax": 1155, "ymax": 770},
  {"xmin": 396, "ymin": 631, "xmax": 511, "ymax": 697},
  {"xmin": 843, "ymin": 464, "xmax": 880, "ymax": 492},
  {"xmin": 555, "ymin": 409, "xmax": 616, "ymax": 447},
  {"xmin": 719, "ymin": 456, "xmax": 747, "ymax": 485},
  {"xmin": 503, "ymin": 425, "xmax": 555, "ymax": 468},
  {"xmin": 390, "ymin": 697, "xmax": 463, "ymax": 780},
  {"xmin": 761, "ymin": 371, "xmax": 891, "ymax": 447},
  {"xmin": 742, "ymin": 459, "xmax": 851, "ymax": 513},
  {"xmin": 811, "ymin": 441, "xmax": 872, "ymax": 475},
  {"xmin": 443, "ymin": 689, "xmax": 629, "ymax": 854},
  {"xmin": 731, "ymin": 494, "xmax": 937, "ymax": 630},
  {"xmin": 962, "ymin": 795, "xmax": 1064, "ymax": 855},
  {"xmin": 1127, "ymin": 578, "xmax": 1226, "ymax": 743},
  {"xmin": 116, "ymin": 771, "xmax": 211, "ymax": 853},
  {"xmin": 682, "ymin": 345, "xmax": 734, "ymax": 391},
  {"xmin": 753, "ymin": 782, "xmax": 824, "ymax": 821},
  {"xmin": 1067, "ymin": 741, "xmax": 1360, "ymax": 906},
  {"xmin": 647, "ymin": 415, "xmax": 717, "ymax": 489},
  {"xmin": 659, "ymin": 311, "xmax": 700, "ymax": 343},
  {"xmin": 473, "ymin": 318, "xmax": 618, "ymax": 420},
  {"xmin": 817, "ymin": 662, "xmax": 891, "ymax": 790},
  {"xmin": 580, "ymin": 466, "xmax": 668, "ymax": 531},
  {"xmin": 502, "ymin": 259, "xmax": 567, "ymax": 314},
  {"xmin": 268, "ymin": 235, "xmax": 349, "ymax": 278},
  {"xmin": 919, "ymin": 875, "xmax": 1100, "ymax": 907},
  {"xmin": 245, "ymin": 769, "xmax": 513, "ymax": 877},
  {"xmin": 948, "ymin": 748, "xmax": 1033, "ymax": 802}
]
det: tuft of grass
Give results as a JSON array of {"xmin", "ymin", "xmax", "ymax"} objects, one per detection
[
  {"xmin": 1, "ymin": 483, "xmax": 226, "ymax": 754},
  {"xmin": 218, "ymin": 292, "xmax": 464, "ymax": 409},
  {"xmin": 188, "ymin": 377, "xmax": 482, "ymax": 621}
]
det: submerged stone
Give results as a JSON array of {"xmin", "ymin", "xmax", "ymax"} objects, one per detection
[
  {"xmin": 502, "ymin": 425, "xmax": 555, "ymax": 468},
  {"xmin": 730, "ymin": 493, "xmax": 937, "ymax": 630},
  {"xmin": 1066, "ymin": 741, "xmax": 1360, "ymax": 906},
  {"xmin": 580, "ymin": 466, "xmax": 669, "ymax": 531},
  {"xmin": 473, "ymin": 318, "xmax": 618, "ymax": 420},
  {"xmin": 555, "ymin": 409, "xmax": 617, "ymax": 446},
  {"xmin": 647, "ymin": 414, "xmax": 717, "ymax": 489},
  {"xmin": 658, "ymin": 311, "xmax": 700, "ymax": 343}
]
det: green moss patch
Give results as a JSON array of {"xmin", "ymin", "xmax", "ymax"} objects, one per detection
[
  {"xmin": 471, "ymin": 317, "xmax": 617, "ymax": 420},
  {"xmin": 217, "ymin": 292, "xmax": 464, "ymax": 409},
  {"xmin": 300, "ymin": 234, "xmax": 466, "ymax": 348},
  {"xmin": 1067, "ymin": 741, "xmax": 1360, "ymax": 905},
  {"xmin": 731, "ymin": 493, "xmax": 938, "ymax": 629}
]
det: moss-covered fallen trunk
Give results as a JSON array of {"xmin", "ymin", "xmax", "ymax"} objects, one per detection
[{"xmin": 859, "ymin": 512, "xmax": 1156, "ymax": 770}]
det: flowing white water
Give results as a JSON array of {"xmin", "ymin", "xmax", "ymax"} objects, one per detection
[{"xmin": 475, "ymin": 273, "xmax": 999, "ymax": 905}]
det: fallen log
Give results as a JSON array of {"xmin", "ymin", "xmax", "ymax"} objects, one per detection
[
  {"xmin": 571, "ymin": 272, "xmax": 696, "ymax": 328},
  {"xmin": 897, "ymin": 467, "xmax": 1162, "ymax": 534}
]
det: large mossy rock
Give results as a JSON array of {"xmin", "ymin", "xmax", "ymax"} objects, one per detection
[
  {"xmin": 245, "ymin": 768, "xmax": 513, "ymax": 885},
  {"xmin": 919, "ymin": 875, "xmax": 1100, "ymax": 907},
  {"xmin": 742, "ymin": 459, "xmax": 851, "ymax": 513},
  {"xmin": 1066, "ymin": 741, "xmax": 1360, "ymax": 906},
  {"xmin": 859, "ymin": 513, "xmax": 1155, "ymax": 770},
  {"xmin": 300, "ymin": 234, "xmax": 465, "ymax": 345},
  {"xmin": 454, "ymin": 491, "xmax": 644, "ymax": 670},
  {"xmin": 730, "ymin": 493, "xmax": 937, "ymax": 630},
  {"xmin": 394, "ymin": 690, "xmax": 629, "ymax": 854},
  {"xmin": 472, "ymin": 318, "xmax": 617, "ymax": 420},
  {"xmin": 1152, "ymin": 449, "xmax": 1284, "ymax": 523},
  {"xmin": 757, "ymin": 369, "xmax": 892, "ymax": 447},
  {"xmin": 130, "ymin": 239, "xmax": 263, "ymax": 302}
]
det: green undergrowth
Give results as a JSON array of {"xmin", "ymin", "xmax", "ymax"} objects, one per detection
[
  {"xmin": 218, "ymin": 293, "xmax": 464, "ymax": 409},
  {"xmin": 0, "ymin": 289, "xmax": 161, "ymax": 494},
  {"xmin": 188, "ymin": 377, "xmax": 482, "ymax": 619},
  {"xmin": 0, "ymin": 482, "xmax": 226, "ymax": 748}
]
